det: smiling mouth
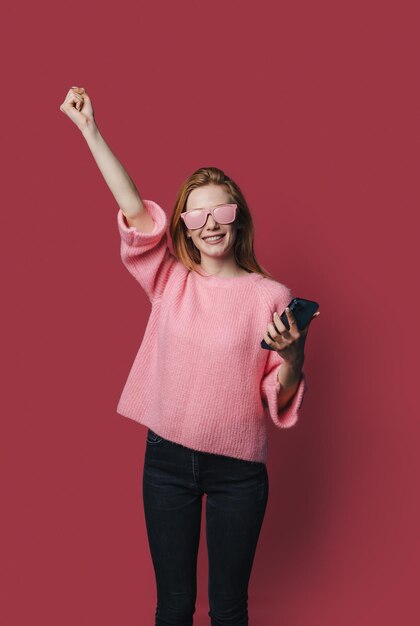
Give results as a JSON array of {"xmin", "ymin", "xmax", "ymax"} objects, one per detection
[{"xmin": 202, "ymin": 234, "xmax": 226, "ymax": 242}]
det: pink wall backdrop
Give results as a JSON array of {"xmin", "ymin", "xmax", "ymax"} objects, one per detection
[{"xmin": 1, "ymin": 1, "xmax": 418, "ymax": 625}]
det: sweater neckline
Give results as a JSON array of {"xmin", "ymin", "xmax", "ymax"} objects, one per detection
[{"xmin": 192, "ymin": 270, "xmax": 265, "ymax": 287}]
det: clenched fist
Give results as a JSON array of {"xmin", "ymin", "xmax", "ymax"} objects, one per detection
[{"xmin": 59, "ymin": 86, "xmax": 95, "ymax": 131}]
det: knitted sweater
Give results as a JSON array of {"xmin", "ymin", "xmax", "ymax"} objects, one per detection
[{"xmin": 116, "ymin": 199, "xmax": 308, "ymax": 464}]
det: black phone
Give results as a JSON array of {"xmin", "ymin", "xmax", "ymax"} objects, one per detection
[{"xmin": 261, "ymin": 297, "xmax": 320, "ymax": 350}]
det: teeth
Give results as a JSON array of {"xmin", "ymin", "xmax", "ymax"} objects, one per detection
[{"xmin": 204, "ymin": 235, "xmax": 224, "ymax": 241}]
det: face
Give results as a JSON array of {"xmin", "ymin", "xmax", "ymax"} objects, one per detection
[{"xmin": 184, "ymin": 185, "xmax": 239, "ymax": 261}]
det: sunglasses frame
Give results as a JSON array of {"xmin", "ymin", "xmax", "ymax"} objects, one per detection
[{"xmin": 180, "ymin": 203, "xmax": 238, "ymax": 230}]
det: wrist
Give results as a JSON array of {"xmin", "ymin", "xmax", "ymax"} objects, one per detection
[
  {"xmin": 277, "ymin": 359, "xmax": 304, "ymax": 387},
  {"xmin": 282, "ymin": 357, "xmax": 304, "ymax": 375},
  {"xmin": 79, "ymin": 117, "xmax": 99, "ymax": 137}
]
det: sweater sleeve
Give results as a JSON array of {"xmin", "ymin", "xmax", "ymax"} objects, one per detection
[
  {"xmin": 117, "ymin": 199, "xmax": 180, "ymax": 304},
  {"xmin": 260, "ymin": 350, "xmax": 308, "ymax": 428},
  {"xmin": 260, "ymin": 284, "xmax": 308, "ymax": 428}
]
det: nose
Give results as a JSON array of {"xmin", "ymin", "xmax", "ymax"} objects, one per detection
[{"xmin": 203, "ymin": 213, "xmax": 219, "ymax": 228}]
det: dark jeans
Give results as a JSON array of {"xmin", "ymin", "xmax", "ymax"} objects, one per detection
[{"xmin": 142, "ymin": 428, "xmax": 269, "ymax": 626}]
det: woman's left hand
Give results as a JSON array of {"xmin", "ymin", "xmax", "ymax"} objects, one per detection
[{"xmin": 262, "ymin": 308, "xmax": 320, "ymax": 367}]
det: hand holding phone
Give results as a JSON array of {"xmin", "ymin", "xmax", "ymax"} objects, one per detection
[{"xmin": 261, "ymin": 297, "xmax": 320, "ymax": 350}]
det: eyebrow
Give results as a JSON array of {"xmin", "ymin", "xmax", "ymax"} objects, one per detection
[{"xmin": 186, "ymin": 203, "xmax": 226, "ymax": 212}]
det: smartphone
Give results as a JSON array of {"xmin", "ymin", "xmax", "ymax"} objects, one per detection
[{"xmin": 261, "ymin": 297, "xmax": 320, "ymax": 350}]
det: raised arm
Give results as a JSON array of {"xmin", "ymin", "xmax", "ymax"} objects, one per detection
[{"xmin": 59, "ymin": 85, "xmax": 154, "ymax": 233}]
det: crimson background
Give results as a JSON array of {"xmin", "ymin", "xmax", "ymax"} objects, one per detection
[{"xmin": 1, "ymin": 1, "xmax": 418, "ymax": 625}]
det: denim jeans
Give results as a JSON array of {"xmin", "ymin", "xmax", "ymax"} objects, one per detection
[{"xmin": 142, "ymin": 428, "xmax": 269, "ymax": 626}]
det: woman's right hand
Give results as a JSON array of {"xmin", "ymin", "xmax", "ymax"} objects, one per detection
[{"xmin": 59, "ymin": 86, "xmax": 95, "ymax": 131}]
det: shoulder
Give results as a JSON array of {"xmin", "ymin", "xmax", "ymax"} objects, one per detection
[{"xmin": 256, "ymin": 276, "xmax": 293, "ymax": 313}]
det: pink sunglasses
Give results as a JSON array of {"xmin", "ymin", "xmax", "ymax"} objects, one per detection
[{"xmin": 180, "ymin": 203, "xmax": 237, "ymax": 230}]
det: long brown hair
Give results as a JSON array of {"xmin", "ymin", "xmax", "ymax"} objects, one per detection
[{"xmin": 169, "ymin": 167, "xmax": 275, "ymax": 280}]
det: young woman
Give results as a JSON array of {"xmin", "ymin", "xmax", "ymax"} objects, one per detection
[{"xmin": 60, "ymin": 86, "xmax": 320, "ymax": 626}]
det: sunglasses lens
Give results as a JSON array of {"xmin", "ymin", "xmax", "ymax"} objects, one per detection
[
  {"xmin": 213, "ymin": 204, "xmax": 236, "ymax": 224},
  {"xmin": 184, "ymin": 209, "xmax": 206, "ymax": 229},
  {"xmin": 184, "ymin": 204, "xmax": 236, "ymax": 229}
]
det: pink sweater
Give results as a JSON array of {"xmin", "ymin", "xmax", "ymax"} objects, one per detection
[{"xmin": 116, "ymin": 199, "xmax": 308, "ymax": 463}]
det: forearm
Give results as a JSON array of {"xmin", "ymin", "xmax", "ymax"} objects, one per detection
[
  {"xmin": 276, "ymin": 360, "xmax": 304, "ymax": 412},
  {"xmin": 80, "ymin": 120, "xmax": 144, "ymax": 217}
]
